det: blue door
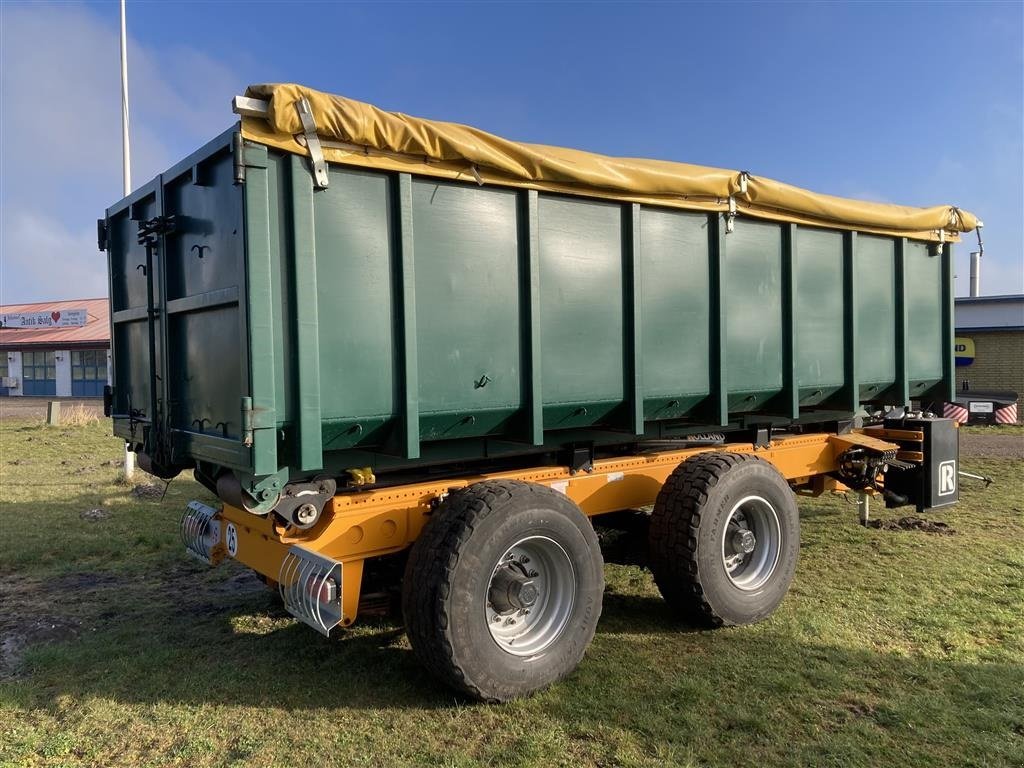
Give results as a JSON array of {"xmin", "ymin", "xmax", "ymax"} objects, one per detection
[
  {"xmin": 21, "ymin": 350, "xmax": 57, "ymax": 396},
  {"xmin": 0, "ymin": 355, "xmax": 9, "ymax": 396},
  {"xmin": 71, "ymin": 349, "xmax": 108, "ymax": 397}
]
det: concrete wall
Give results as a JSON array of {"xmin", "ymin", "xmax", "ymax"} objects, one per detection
[
  {"xmin": 5, "ymin": 351, "xmax": 23, "ymax": 396},
  {"xmin": 955, "ymin": 330, "xmax": 1024, "ymax": 397},
  {"xmin": 56, "ymin": 349, "xmax": 72, "ymax": 397}
]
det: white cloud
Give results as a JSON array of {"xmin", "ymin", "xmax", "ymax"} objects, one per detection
[
  {"xmin": 0, "ymin": 208, "xmax": 107, "ymax": 302},
  {"xmin": 0, "ymin": 2, "xmax": 244, "ymax": 304}
]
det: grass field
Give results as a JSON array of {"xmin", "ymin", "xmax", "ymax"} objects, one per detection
[{"xmin": 1, "ymin": 417, "xmax": 1022, "ymax": 767}]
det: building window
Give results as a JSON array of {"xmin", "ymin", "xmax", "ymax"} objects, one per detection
[
  {"xmin": 0, "ymin": 356, "xmax": 9, "ymax": 396},
  {"xmin": 71, "ymin": 349, "xmax": 108, "ymax": 397},
  {"xmin": 21, "ymin": 350, "xmax": 57, "ymax": 396}
]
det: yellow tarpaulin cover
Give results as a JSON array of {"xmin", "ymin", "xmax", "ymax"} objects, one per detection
[{"xmin": 241, "ymin": 83, "xmax": 979, "ymax": 243}]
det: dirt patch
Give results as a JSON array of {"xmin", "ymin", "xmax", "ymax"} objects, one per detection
[
  {"xmin": 867, "ymin": 516, "xmax": 956, "ymax": 535},
  {"xmin": 207, "ymin": 570, "xmax": 268, "ymax": 596},
  {"xmin": 0, "ymin": 616, "xmax": 80, "ymax": 679},
  {"xmin": 132, "ymin": 483, "xmax": 166, "ymax": 500},
  {"xmin": 0, "ymin": 574, "xmax": 108, "ymax": 679},
  {"xmin": 80, "ymin": 508, "xmax": 111, "ymax": 521},
  {"xmin": 53, "ymin": 572, "xmax": 124, "ymax": 591},
  {"xmin": 960, "ymin": 432, "xmax": 1024, "ymax": 460}
]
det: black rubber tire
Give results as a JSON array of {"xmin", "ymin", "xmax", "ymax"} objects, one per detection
[
  {"xmin": 649, "ymin": 452, "xmax": 799, "ymax": 627},
  {"xmin": 402, "ymin": 480, "xmax": 604, "ymax": 702}
]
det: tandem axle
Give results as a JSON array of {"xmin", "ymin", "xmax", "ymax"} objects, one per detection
[{"xmin": 177, "ymin": 419, "xmax": 957, "ymax": 701}]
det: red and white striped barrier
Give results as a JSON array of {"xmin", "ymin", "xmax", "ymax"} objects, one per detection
[
  {"xmin": 944, "ymin": 401, "xmax": 1019, "ymax": 424},
  {"xmin": 943, "ymin": 402, "xmax": 969, "ymax": 424},
  {"xmin": 995, "ymin": 403, "xmax": 1018, "ymax": 424}
]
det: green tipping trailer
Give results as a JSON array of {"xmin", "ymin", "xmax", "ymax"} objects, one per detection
[
  {"xmin": 100, "ymin": 125, "xmax": 957, "ymax": 510},
  {"xmin": 98, "ymin": 88, "xmax": 974, "ymax": 700}
]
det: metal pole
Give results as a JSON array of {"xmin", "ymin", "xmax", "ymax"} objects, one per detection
[
  {"xmin": 969, "ymin": 251, "xmax": 981, "ymax": 298},
  {"xmin": 120, "ymin": 0, "xmax": 131, "ymax": 195},
  {"xmin": 120, "ymin": 0, "xmax": 136, "ymax": 480}
]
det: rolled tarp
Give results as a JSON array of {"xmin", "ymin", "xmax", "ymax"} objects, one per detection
[{"xmin": 240, "ymin": 83, "xmax": 978, "ymax": 242}]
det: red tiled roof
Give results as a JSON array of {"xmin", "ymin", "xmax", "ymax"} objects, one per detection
[{"xmin": 0, "ymin": 297, "xmax": 110, "ymax": 348}]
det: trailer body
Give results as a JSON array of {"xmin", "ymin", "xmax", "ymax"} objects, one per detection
[
  {"xmin": 101, "ymin": 129, "xmax": 956, "ymax": 506},
  {"xmin": 100, "ymin": 87, "xmax": 974, "ymax": 701}
]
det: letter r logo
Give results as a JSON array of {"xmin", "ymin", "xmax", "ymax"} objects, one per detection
[{"xmin": 938, "ymin": 460, "xmax": 956, "ymax": 496}]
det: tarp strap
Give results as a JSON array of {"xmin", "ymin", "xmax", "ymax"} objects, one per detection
[
  {"xmin": 296, "ymin": 97, "xmax": 330, "ymax": 189},
  {"xmin": 726, "ymin": 195, "xmax": 737, "ymax": 233}
]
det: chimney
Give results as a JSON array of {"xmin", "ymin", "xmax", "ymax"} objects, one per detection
[{"xmin": 969, "ymin": 251, "xmax": 981, "ymax": 297}]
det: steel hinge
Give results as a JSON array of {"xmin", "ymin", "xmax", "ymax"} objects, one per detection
[{"xmin": 232, "ymin": 131, "xmax": 246, "ymax": 185}]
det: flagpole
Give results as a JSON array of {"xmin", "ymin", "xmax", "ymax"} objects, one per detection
[
  {"xmin": 120, "ymin": 0, "xmax": 131, "ymax": 196},
  {"xmin": 120, "ymin": 0, "xmax": 136, "ymax": 479}
]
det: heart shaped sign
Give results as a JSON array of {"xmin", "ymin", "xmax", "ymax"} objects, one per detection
[{"xmin": 51, "ymin": 311, "xmax": 61, "ymax": 323}]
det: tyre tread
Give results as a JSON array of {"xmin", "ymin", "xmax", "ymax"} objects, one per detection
[
  {"xmin": 403, "ymin": 480, "xmax": 592, "ymax": 701},
  {"xmin": 649, "ymin": 452, "xmax": 779, "ymax": 627}
]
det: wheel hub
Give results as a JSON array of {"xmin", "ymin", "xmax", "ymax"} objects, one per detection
[
  {"xmin": 721, "ymin": 495, "xmax": 783, "ymax": 591},
  {"xmin": 488, "ymin": 564, "xmax": 538, "ymax": 614},
  {"xmin": 732, "ymin": 528, "xmax": 756, "ymax": 554},
  {"xmin": 485, "ymin": 536, "xmax": 576, "ymax": 657}
]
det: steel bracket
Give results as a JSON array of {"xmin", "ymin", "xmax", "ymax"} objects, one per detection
[{"xmin": 295, "ymin": 97, "xmax": 330, "ymax": 189}]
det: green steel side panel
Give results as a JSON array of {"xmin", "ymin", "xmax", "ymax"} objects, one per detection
[
  {"xmin": 638, "ymin": 207, "xmax": 710, "ymax": 418},
  {"xmin": 855, "ymin": 235, "xmax": 896, "ymax": 398},
  {"xmin": 724, "ymin": 219, "xmax": 783, "ymax": 411},
  {"xmin": 904, "ymin": 240, "xmax": 943, "ymax": 389},
  {"xmin": 793, "ymin": 227, "xmax": 844, "ymax": 405},
  {"xmin": 520, "ymin": 190, "xmax": 544, "ymax": 445},
  {"xmin": 832, "ymin": 231, "xmax": 860, "ymax": 412},
  {"xmin": 288, "ymin": 156, "xmax": 323, "ymax": 471},
  {"xmin": 892, "ymin": 239, "xmax": 910, "ymax": 406},
  {"xmin": 411, "ymin": 180, "xmax": 521, "ymax": 431},
  {"xmin": 163, "ymin": 151, "xmax": 243, "ymax": 303},
  {"xmin": 162, "ymin": 147, "xmax": 245, "ymax": 440},
  {"xmin": 168, "ymin": 306, "xmax": 242, "ymax": 436},
  {"xmin": 107, "ymin": 186, "xmax": 160, "ymax": 423},
  {"xmin": 396, "ymin": 174, "xmax": 420, "ymax": 459},
  {"xmin": 264, "ymin": 152, "xmax": 293, "ymax": 428},
  {"xmin": 624, "ymin": 204, "xmax": 644, "ymax": 434},
  {"xmin": 311, "ymin": 166, "xmax": 396, "ymax": 442},
  {"xmin": 538, "ymin": 196, "xmax": 625, "ymax": 422},
  {"xmin": 775, "ymin": 223, "xmax": 800, "ymax": 419},
  {"xmin": 707, "ymin": 215, "xmax": 729, "ymax": 426},
  {"xmin": 940, "ymin": 244, "xmax": 956, "ymax": 403},
  {"xmin": 242, "ymin": 142, "xmax": 277, "ymax": 476},
  {"xmin": 113, "ymin": 320, "xmax": 153, "ymax": 420}
]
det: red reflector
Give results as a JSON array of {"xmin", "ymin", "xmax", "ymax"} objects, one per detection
[{"xmin": 305, "ymin": 575, "xmax": 338, "ymax": 604}]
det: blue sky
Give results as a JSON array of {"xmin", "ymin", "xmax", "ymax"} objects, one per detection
[{"xmin": 1, "ymin": 1, "xmax": 1021, "ymax": 302}]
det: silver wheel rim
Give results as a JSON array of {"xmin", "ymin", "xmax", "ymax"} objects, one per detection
[
  {"xmin": 485, "ymin": 535, "xmax": 576, "ymax": 657},
  {"xmin": 720, "ymin": 494, "xmax": 782, "ymax": 591}
]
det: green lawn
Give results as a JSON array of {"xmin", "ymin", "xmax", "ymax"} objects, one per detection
[{"xmin": 1, "ymin": 419, "xmax": 1022, "ymax": 768}]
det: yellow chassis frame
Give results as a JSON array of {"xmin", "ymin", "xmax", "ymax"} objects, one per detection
[{"xmin": 209, "ymin": 429, "xmax": 915, "ymax": 626}]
